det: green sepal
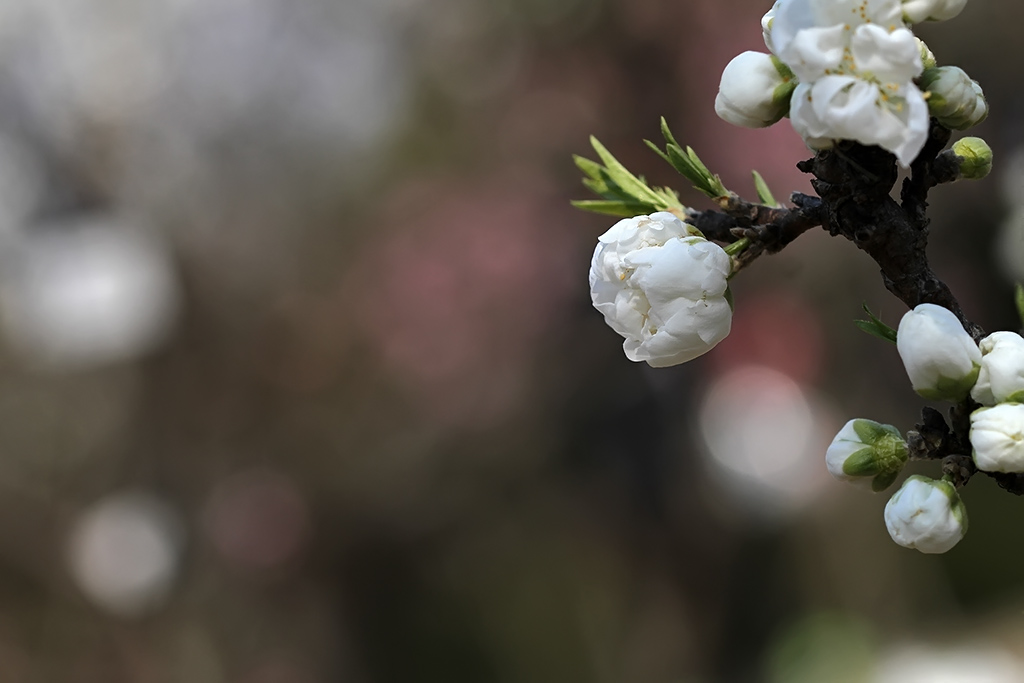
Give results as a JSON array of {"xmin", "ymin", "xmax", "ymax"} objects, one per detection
[
  {"xmin": 871, "ymin": 469, "xmax": 899, "ymax": 493},
  {"xmin": 852, "ymin": 419, "xmax": 897, "ymax": 446},
  {"xmin": 842, "ymin": 447, "xmax": 882, "ymax": 477},
  {"xmin": 915, "ymin": 364, "xmax": 981, "ymax": 402},
  {"xmin": 931, "ymin": 477, "xmax": 969, "ymax": 534}
]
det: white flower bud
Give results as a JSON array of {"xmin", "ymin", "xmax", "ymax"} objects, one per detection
[
  {"xmin": 902, "ymin": 0, "xmax": 968, "ymax": 23},
  {"xmin": 715, "ymin": 52, "xmax": 795, "ymax": 129},
  {"xmin": 916, "ymin": 38, "xmax": 937, "ymax": 70},
  {"xmin": 884, "ymin": 475, "xmax": 968, "ymax": 554},
  {"xmin": 952, "ymin": 136, "xmax": 993, "ymax": 180},
  {"xmin": 589, "ymin": 212, "xmax": 732, "ymax": 368},
  {"xmin": 919, "ymin": 67, "xmax": 988, "ymax": 131},
  {"xmin": 825, "ymin": 419, "xmax": 908, "ymax": 492},
  {"xmin": 970, "ymin": 404, "xmax": 1024, "ymax": 473},
  {"xmin": 971, "ymin": 331, "xmax": 1024, "ymax": 406},
  {"xmin": 896, "ymin": 304, "xmax": 981, "ymax": 401}
]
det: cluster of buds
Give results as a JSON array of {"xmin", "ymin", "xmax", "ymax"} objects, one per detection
[
  {"xmin": 828, "ymin": 303, "xmax": 1024, "ymax": 554},
  {"xmin": 716, "ymin": 0, "xmax": 986, "ymax": 167},
  {"xmin": 573, "ymin": 0, "xmax": 1005, "ymax": 559}
]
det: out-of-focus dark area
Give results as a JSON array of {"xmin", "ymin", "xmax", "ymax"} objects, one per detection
[{"xmin": 0, "ymin": 0, "xmax": 1022, "ymax": 681}]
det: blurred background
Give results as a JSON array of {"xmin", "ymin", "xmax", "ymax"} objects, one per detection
[{"xmin": 0, "ymin": 0, "xmax": 1022, "ymax": 681}]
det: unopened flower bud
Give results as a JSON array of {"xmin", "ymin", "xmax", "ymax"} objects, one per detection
[
  {"xmin": 920, "ymin": 67, "xmax": 988, "ymax": 130},
  {"xmin": 715, "ymin": 52, "xmax": 795, "ymax": 129},
  {"xmin": 916, "ymin": 38, "xmax": 937, "ymax": 70},
  {"xmin": 952, "ymin": 136, "xmax": 993, "ymax": 180},
  {"xmin": 970, "ymin": 404, "xmax": 1024, "ymax": 473},
  {"xmin": 884, "ymin": 475, "xmax": 968, "ymax": 554},
  {"xmin": 902, "ymin": 0, "xmax": 968, "ymax": 23},
  {"xmin": 896, "ymin": 304, "xmax": 981, "ymax": 401},
  {"xmin": 971, "ymin": 331, "xmax": 1024, "ymax": 405},
  {"xmin": 825, "ymin": 419, "xmax": 908, "ymax": 492}
]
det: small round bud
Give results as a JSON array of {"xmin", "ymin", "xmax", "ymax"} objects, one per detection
[
  {"xmin": 970, "ymin": 404, "xmax": 1024, "ymax": 473},
  {"xmin": 715, "ymin": 52, "xmax": 795, "ymax": 129},
  {"xmin": 920, "ymin": 67, "xmax": 988, "ymax": 131},
  {"xmin": 916, "ymin": 38, "xmax": 937, "ymax": 70},
  {"xmin": 825, "ymin": 419, "xmax": 908, "ymax": 492},
  {"xmin": 896, "ymin": 304, "xmax": 981, "ymax": 402},
  {"xmin": 952, "ymin": 136, "xmax": 993, "ymax": 180},
  {"xmin": 884, "ymin": 475, "xmax": 968, "ymax": 554}
]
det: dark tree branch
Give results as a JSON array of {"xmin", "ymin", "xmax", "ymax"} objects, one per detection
[
  {"xmin": 796, "ymin": 126, "xmax": 984, "ymax": 340},
  {"xmin": 682, "ymin": 118, "xmax": 1012, "ymax": 494}
]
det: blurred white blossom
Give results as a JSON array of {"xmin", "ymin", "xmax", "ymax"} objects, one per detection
[
  {"xmin": 0, "ymin": 216, "xmax": 181, "ymax": 369},
  {"xmin": 68, "ymin": 492, "xmax": 184, "ymax": 618}
]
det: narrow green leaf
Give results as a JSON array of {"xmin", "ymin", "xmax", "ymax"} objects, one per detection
[
  {"xmin": 644, "ymin": 139, "xmax": 673, "ymax": 166},
  {"xmin": 854, "ymin": 305, "xmax": 897, "ymax": 344},
  {"xmin": 570, "ymin": 200, "xmax": 652, "ymax": 217},
  {"xmin": 752, "ymin": 170, "xmax": 778, "ymax": 207},
  {"xmin": 854, "ymin": 320, "xmax": 898, "ymax": 344},
  {"xmin": 660, "ymin": 117, "xmax": 682, "ymax": 149},
  {"xmin": 589, "ymin": 137, "xmax": 665, "ymax": 206},
  {"xmin": 666, "ymin": 146, "xmax": 704, "ymax": 186},
  {"xmin": 580, "ymin": 177, "xmax": 612, "ymax": 197},
  {"xmin": 574, "ymin": 155, "xmax": 605, "ymax": 181},
  {"xmin": 652, "ymin": 187, "xmax": 684, "ymax": 210},
  {"xmin": 1016, "ymin": 283, "xmax": 1024, "ymax": 330}
]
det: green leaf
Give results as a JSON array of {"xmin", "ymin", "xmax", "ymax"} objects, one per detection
[
  {"xmin": 660, "ymin": 116, "xmax": 681, "ymax": 149},
  {"xmin": 588, "ymin": 137, "xmax": 665, "ymax": 207},
  {"xmin": 752, "ymin": 170, "xmax": 779, "ymax": 207},
  {"xmin": 644, "ymin": 139, "xmax": 673, "ymax": 166},
  {"xmin": 842, "ymin": 447, "xmax": 882, "ymax": 477},
  {"xmin": 574, "ymin": 155, "xmax": 606, "ymax": 181},
  {"xmin": 854, "ymin": 304, "xmax": 898, "ymax": 344},
  {"xmin": 1016, "ymin": 283, "xmax": 1024, "ymax": 330},
  {"xmin": 644, "ymin": 119, "xmax": 730, "ymax": 199},
  {"xmin": 871, "ymin": 470, "xmax": 899, "ymax": 493},
  {"xmin": 570, "ymin": 200, "xmax": 652, "ymax": 217}
]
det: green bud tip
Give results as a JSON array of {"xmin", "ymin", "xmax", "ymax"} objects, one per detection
[{"xmin": 952, "ymin": 137, "xmax": 992, "ymax": 180}]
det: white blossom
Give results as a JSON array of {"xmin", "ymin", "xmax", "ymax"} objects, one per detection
[
  {"xmin": 762, "ymin": 1, "xmax": 781, "ymax": 54},
  {"xmin": 884, "ymin": 475, "xmax": 968, "ymax": 554},
  {"xmin": 896, "ymin": 303, "xmax": 981, "ymax": 401},
  {"xmin": 825, "ymin": 419, "xmax": 907, "ymax": 491},
  {"xmin": 715, "ymin": 51, "xmax": 794, "ymax": 128},
  {"xmin": 919, "ymin": 66, "xmax": 987, "ymax": 130},
  {"xmin": 902, "ymin": 0, "xmax": 968, "ymax": 23},
  {"xmin": 769, "ymin": 0, "xmax": 928, "ymax": 166},
  {"xmin": 971, "ymin": 331, "xmax": 1024, "ymax": 406},
  {"xmin": 970, "ymin": 404, "xmax": 1024, "ymax": 473},
  {"xmin": 589, "ymin": 212, "xmax": 732, "ymax": 368}
]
